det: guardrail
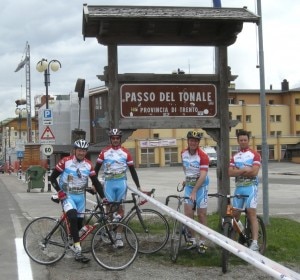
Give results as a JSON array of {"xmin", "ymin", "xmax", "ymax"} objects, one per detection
[{"xmin": 127, "ymin": 186, "xmax": 300, "ymax": 280}]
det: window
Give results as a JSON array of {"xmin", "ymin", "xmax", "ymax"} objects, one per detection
[
  {"xmin": 270, "ymin": 131, "xmax": 281, "ymax": 137},
  {"xmin": 270, "ymin": 115, "xmax": 281, "ymax": 122},
  {"xmin": 228, "ymin": 98, "xmax": 235, "ymax": 104},
  {"xmin": 295, "ymin": 98, "xmax": 300, "ymax": 105},
  {"xmin": 141, "ymin": 148, "xmax": 155, "ymax": 166},
  {"xmin": 296, "ymin": 131, "xmax": 300, "ymax": 136},
  {"xmin": 164, "ymin": 147, "xmax": 178, "ymax": 166},
  {"xmin": 153, "ymin": 133, "xmax": 159, "ymax": 139},
  {"xmin": 246, "ymin": 115, "xmax": 251, "ymax": 123},
  {"xmin": 269, "ymin": 100, "xmax": 274, "ymax": 104},
  {"xmin": 257, "ymin": 145, "xmax": 274, "ymax": 160},
  {"xmin": 296, "ymin": 115, "xmax": 300, "ymax": 121},
  {"xmin": 236, "ymin": 115, "xmax": 242, "ymax": 121},
  {"xmin": 238, "ymin": 100, "xmax": 244, "ymax": 105},
  {"xmin": 231, "ymin": 145, "xmax": 239, "ymax": 157}
]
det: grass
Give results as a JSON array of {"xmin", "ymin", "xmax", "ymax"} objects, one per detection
[{"xmin": 145, "ymin": 214, "xmax": 300, "ymax": 269}]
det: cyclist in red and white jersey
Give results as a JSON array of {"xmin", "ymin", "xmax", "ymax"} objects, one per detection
[
  {"xmin": 50, "ymin": 139, "xmax": 104, "ymax": 263},
  {"xmin": 181, "ymin": 130, "xmax": 210, "ymax": 253},
  {"xmin": 95, "ymin": 128, "xmax": 142, "ymax": 247},
  {"xmin": 228, "ymin": 130, "xmax": 261, "ymax": 251}
]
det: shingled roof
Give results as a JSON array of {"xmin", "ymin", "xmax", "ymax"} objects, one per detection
[{"xmin": 82, "ymin": 5, "xmax": 259, "ymax": 46}]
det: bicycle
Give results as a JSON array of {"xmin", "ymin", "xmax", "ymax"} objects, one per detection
[
  {"xmin": 165, "ymin": 184, "xmax": 197, "ymax": 262},
  {"xmin": 84, "ymin": 188, "xmax": 170, "ymax": 254},
  {"xmin": 208, "ymin": 193, "xmax": 267, "ymax": 273},
  {"xmin": 23, "ymin": 188, "xmax": 139, "ymax": 271}
]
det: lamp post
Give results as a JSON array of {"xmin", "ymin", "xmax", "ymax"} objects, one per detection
[
  {"xmin": 15, "ymin": 106, "xmax": 27, "ymax": 179},
  {"xmin": 36, "ymin": 58, "xmax": 61, "ymax": 192},
  {"xmin": 6, "ymin": 127, "xmax": 14, "ymax": 174}
]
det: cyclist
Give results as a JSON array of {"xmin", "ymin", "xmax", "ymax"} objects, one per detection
[
  {"xmin": 228, "ymin": 130, "xmax": 262, "ymax": 252},
  {"xmin": 95, "ymin": 128, "xmax": 142, "ymax": 248},
  {"xmin": 50, "ymin": 139, "xmax": 104, "ymax": 263},
  {"xmin": 181, "ymin": 130, "xmax": 210, "ymax": 253}
]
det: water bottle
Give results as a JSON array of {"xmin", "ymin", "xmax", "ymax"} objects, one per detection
[
  {"xmin": 79, "ymin": 225, "xmax": 91, "ymax": 237},
  {"xmin": 113, "ymin": 212, "xmax": 122, "ymax": 222},
  {"xmin": 237, "ymin": 220, "xmax": 244, "ymax": 233}
]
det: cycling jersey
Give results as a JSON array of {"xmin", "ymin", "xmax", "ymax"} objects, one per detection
[
  {"xmin": 96, "ymin": 146, "xmax": 134, "ymax": 181},
  {"xmin": 55, "ymin": 155, "xmax": 96, "ymax": 194},
  {"xmin": 181, "ymin": 147, "xmax": 209, "ymax": 187},
  {"xmin": 96, "ymin": 145, "xmax": 135, "ymax": 201},
  {"xmin": 181, "ymin": 147, "xmax": 209, "ymax": 208},
  {"xmin": 229, "ymin": 148, "xmax": 261, "ymax": 187},
  {"xmin": 230, "ymin": 148, "xmax": 261, "ymax": 209}
]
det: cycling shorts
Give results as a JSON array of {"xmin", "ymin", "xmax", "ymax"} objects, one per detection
[
  {"xmin": 184, "ymin": 184, "xmax": 209, "ymax": 209},
  {"xmin": 104, "ymin": 179, "xmax": 127, "ymax": 202},
  {"xmin": 62, "ymin": 193, "xmax": 85, "ymax": 218},
  {"xmin": 233, "ymin": 185, "xmax": 258, "ymax": 209}
]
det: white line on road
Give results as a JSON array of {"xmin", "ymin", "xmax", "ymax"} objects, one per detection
[{"xmin": 11, "ymin": 214, "xmax": 33, "ymax": 280}]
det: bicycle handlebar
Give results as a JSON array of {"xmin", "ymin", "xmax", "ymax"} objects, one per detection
[
  {"xmin": 208, "ymin": 193, "xmax": 249, "ymax": 199},
  {"xmin": 165, "ymin": 195, "xmax": 196, "ymax": 210}
]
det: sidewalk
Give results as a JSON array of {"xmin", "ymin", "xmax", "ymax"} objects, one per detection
[{"xmin": 1, "ymin": 161, "xmax": 299, "ymax": 222}]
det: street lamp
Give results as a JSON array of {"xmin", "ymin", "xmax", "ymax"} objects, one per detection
[
  {"xmin": 6, "ymin": 127, "xmax": 14, "ymax": 174},
  {"xmin": 36, "ymin": 58, "xmax": 61, "ymax": 192},
  {"xmin": 36, "ymin": 59, "xmax": 61, "ymax": 109},
  {"xmin": 15, "ymin": 106, "xmax": 27, "ymax": 179}
]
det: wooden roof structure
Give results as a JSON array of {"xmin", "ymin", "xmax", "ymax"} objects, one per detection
[{"xmin": 82, "ymin": 5, "xmax": 259, "ymax": 46}]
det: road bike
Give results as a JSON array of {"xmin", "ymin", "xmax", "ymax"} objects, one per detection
[
  {"xmin": 84, "ymin": 188, "xmax": 170, "ymax": 254},
  {"xmin": 23, "ymin": 188, "xmax": 139, "ymax": 270},
  {"xmin": 165, "ymin": 183, "xmax": 197, "ymax": 262},
  {"xmin": 208, "ymin": 193, "xmax": 267, "ymax": 273}
]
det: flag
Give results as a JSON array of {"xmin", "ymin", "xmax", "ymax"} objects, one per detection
[
  {"xmin": 14, "ymin": 56, "xmax": 29, "ymax": 72},
  {"xmin": 213, "ymin": 0, "xmax": 222, "ymax": 8}
]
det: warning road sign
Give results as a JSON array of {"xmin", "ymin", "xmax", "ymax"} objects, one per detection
[{"xmin": 40, "ymin": 126, "xmax": 55, "ymax": 144}]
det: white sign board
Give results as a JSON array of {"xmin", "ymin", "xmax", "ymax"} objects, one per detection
[
  {"xmin": 41, "ymin": 144, "xmax": 54, "ymax": 156},
  {"xmin": 40, "ymin": 126, "xmax": 56, "ymax": 144},
  {"xmin": 43, "ymin": 109, "xmax": 53, "ymax": 125}
]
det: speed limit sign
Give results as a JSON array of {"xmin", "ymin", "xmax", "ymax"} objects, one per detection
[{"xmin": 41, "ymin": 144, "xmax": 54, "ymax": 156}]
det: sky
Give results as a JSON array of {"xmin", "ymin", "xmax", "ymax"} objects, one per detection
[{"xmin": 1, "ymin": 0, "xmax": 299, "ymax": 121}]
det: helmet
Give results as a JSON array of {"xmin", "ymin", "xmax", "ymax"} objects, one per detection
[
  {"xmin": 108, "ymin": 128, "xmax": 122, "ymax": 137},
  {"xmin": 187, "ymin": 130, "xmax": 202, "ymax": 140},
  {"xmin": 74, "ymin": 139, "xmax": 89, "ymax": 149}
]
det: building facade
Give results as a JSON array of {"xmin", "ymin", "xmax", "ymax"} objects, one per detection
[{"xmin": 89, "ymin": 80, "xmax": 300, "ymax": 167}]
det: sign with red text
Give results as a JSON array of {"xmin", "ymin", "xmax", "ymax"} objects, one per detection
[{"xmin": 120, "ymin": 84, "xmax": 216, "ymax": 118}]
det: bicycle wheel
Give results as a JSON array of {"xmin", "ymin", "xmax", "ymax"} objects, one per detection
[
  {"xmin": 23, "ymin": 217, "xmax": 67, "ymax": 265},
  {"xmin": 91, "ymin": 221, "xmax": 138, "ymax": 270},
  {"xmin": 221, "ymin": 222, "xmax": 233, "ymax": 273},
  {"xmin": 125, "ymin": 208, "xmax": 169, "ymax": 254},
  {"xmin": 245, "ymin": 215, "xmax": 267, "ymax": 254},
  {"xmin": 170, "ymin": 219, "xmax": 183, "ymax": 262}
]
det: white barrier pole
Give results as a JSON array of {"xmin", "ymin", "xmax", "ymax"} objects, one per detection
[{"xmin": 128, "ymin": 186, "xmax": 300, "ymax": 280}]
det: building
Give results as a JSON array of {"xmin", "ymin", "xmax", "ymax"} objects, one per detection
[
  {"xmin": 89, "ymin": 79, "xmax": 300, "ymax": 167},
  {"xmin": 1, "ymin": 79, "xmax": 299, "ymax": 172}
]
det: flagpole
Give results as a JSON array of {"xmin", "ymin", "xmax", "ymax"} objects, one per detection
[{"xmin": 256, "ymin": 0, "xmax": 269, "ymax": 224}]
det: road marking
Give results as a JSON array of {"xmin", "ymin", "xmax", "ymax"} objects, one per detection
[{"xmin": 11, "ymin": 214, "xmax": 33, "ymax": 280}]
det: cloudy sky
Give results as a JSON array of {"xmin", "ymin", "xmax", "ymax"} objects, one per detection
[{"xmin": 1, "ymin": 0, "xmax": 299, "ymax": 121}]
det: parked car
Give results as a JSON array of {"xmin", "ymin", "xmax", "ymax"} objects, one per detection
[{"xmin": 202, "ymin": 146, "xmax": 217, "ymax": 167}]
